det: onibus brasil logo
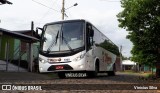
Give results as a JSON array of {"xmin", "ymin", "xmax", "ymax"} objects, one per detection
[{"xmin": 2, "ymin": 85, "xmax": 42, "ymax": 91}]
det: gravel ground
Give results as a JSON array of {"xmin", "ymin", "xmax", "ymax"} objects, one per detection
[{"xmin": 0, "ymin": 72, "xmax": 159, "ymax": 93}]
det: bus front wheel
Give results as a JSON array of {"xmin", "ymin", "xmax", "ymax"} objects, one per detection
[
  {"xmin": 58, "ymin": 72, "xmax": 66, "ymax": 79},
  {"xmin": 87, "ymin": 63, "xmax": 99, "ymax": 78}
]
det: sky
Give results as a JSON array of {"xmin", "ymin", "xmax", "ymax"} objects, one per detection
[{"xmin": 0, "ymin": 0, "xmax": 133, "ymax": 57}]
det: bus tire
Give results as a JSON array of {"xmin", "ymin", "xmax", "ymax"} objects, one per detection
[
  {"xmin": 107, "ymin": 64, "xmax": 116, "ymax": 76},
  {"xmin": 58, "ymin": 72, "xmax": 66, "ymax": 79},
  {"xmin": 107, "ymin": 71, "xmax": 115, "ymax": 76},
  {"xmin": 88, "ymin": 62, "xmax": 99, "ymax": 78},
  {"xmin": 93, "ymin": 64, "xmax": 98, "ymax": 77}
]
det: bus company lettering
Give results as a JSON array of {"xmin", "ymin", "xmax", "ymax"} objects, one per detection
[
  {"xmin": 48, "ymin": 58, "xmax": 61, "ymax": 62},
  {"xmin": 103, "ymin": 53, "xmax": 112, "ymax": 64}
]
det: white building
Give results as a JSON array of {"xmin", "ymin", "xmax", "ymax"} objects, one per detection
[{"xmin": 122, "ymin": 60, "xmax": 137, "ymax": 71}]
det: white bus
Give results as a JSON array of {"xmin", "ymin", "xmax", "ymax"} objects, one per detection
[{"xmin": 37, "ymin": 19, "xmax": 119, "ymax": 78}]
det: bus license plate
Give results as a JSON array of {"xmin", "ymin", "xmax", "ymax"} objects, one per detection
[
  {"xmin": 65, "ymin": 73, "xmax": 87, "ymax": 77},
  {"xmin": 56, "ymin": 66, "xmax": 64, "ymax": 70}
]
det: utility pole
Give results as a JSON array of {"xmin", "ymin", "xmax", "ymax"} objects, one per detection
[
  {"xmin": 62, "ymin": 0, "xmax": 65, "ymax": 20},
  {"xmin": 120, "ymin": 45, "xmax": 123, "ymax": 71},
  {"xmin": 61, "ymin": 0, "xmax": 78, "ymax": 20}
]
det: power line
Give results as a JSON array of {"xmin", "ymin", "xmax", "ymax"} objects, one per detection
[
  {"xmin": 100, "ymin": 0, "xmax": 120, "ymax": 2},
  {"xmin": 47, "ymin": 0, "xmax": 60, "ymax": 10},
  {"xmin": 107, "ymin": 0, "xmax": 120, "ymax": 2},
  {"xmin": 32, "ymin": 0, "xmax": 60, "ymax": 13},
  {"xmin": 54, "ymin": 0, "xmax": 62, "ymax": 10},
  {"xmin": 37, "ymin": 0, "xmax": 62, "ymax": 26}
]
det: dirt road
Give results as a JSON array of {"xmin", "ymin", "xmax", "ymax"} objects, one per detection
[{"xmin": 0, "ymin": 72, "xmax": 159, "ymax": 93}]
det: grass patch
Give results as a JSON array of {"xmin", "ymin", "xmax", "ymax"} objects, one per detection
[
  {"xmin": 138, "ymin": 72, "xmax": 157, "ymax": 80},
  {"xmin": 139, "ymin": 72, "xmax": 155, "ymax": 77},
  {"xmin": 121, "ymin": 70, "xmax": 137, "ymax": 74},
  {"xmin": 144, "ymin": 73, "xmax": 156, "ymax": 78},
  {"xmin": 121, "ymin": 70, "xmax": 156, "ymax": 77}
]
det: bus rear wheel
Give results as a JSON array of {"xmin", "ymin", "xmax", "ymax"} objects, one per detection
[
  {"xmin": 107, "ymin": 64, "xmax": 116, "ymax": 76},
  {"xmin": 107, "ymin": 71, "xmax": 115, "ymax": 76}
]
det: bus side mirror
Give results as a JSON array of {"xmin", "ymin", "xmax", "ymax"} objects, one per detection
[{"xmin": 36, "ymin": 27, "xmax": 44, "ymax": 38}]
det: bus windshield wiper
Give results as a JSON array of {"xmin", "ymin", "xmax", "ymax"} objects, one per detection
[
  {"xmin": 46, "ymin": 31, "xmax": 59, "ymax": 53},
  {"xmin": 62, "ymin": 32, "xmax": 74, "ymax": 52}
]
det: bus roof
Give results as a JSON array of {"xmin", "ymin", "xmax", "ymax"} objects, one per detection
[{"xmin": 45, "ymin": 19, "xmax": 86, "ymax": 25}]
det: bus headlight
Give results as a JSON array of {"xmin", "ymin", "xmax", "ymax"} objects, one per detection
[
  {"xmin": 40, "ymin": 67, "xmax": 43, "ymax": 71},
  {"xmin": 79, "ymin": 65, "xmax": 84, "ymax": 69},
  {"xmin": 73, "ymin": 53, "xmax": 85, "ymax": 62},
  {"xmin": 39, "ymin": 58, "xmax": 47, "ymax": 63}
]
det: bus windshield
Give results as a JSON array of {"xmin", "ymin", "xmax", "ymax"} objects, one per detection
[{"xmin": 42, "ymin": 22, "xmax": 84, "ymax": 53}]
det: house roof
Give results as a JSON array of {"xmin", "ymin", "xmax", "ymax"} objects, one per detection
[
  {"xmin": 0, "ymin": 28, "xmax": 39, "ymax": 43},
  {"xmin": 122, "ymin": 60, "xmax": 136, "ymax": 65},
  {"xmin": 13, "ymin": 30, "xmax": 32, "ymax": 33}
]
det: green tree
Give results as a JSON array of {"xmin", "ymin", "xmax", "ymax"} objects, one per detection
[{"xmin": 117, "ymin": 0, "xmax": 160, "ymax": 77}]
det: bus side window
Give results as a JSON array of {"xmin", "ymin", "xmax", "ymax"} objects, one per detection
[
  {"xmin": 89, "ymin": 28, "xmax": 94, "ymax": 45},
  {"xmin": 87, "ymin": 24, "xmax": 94, "ymax": 50}
]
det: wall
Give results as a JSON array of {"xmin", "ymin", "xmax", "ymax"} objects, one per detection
[
  {"xmin": 0, "ymin": 35, "xmax": 14, "ymax": 60},
  {"xmin": 143, "ymin": 65, "xmax": 156, "ymax": 72},
  {"xmin": 13, "ymin": 39, "xmax": 20, "ymax": 60},
  {"xmin": 0, "ymin": 35, "xmax": 2, "ymax": 59},
  {"xmin": 115, "ymin": 57, "xmax": 122, "ymax": 71}
]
